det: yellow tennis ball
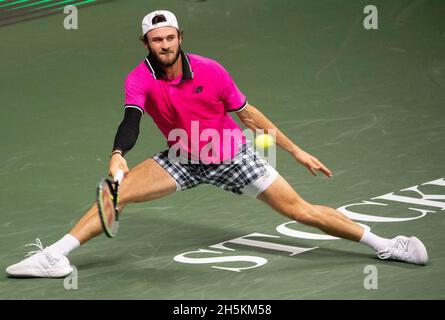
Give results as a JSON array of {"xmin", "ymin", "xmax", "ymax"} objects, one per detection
[{"xmin": 255, "ymin": 133, "xmax": 275, "ymax": 150}]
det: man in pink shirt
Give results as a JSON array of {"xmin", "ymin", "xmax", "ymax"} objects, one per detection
[{"xmin": 6, "ymin": 10, "xmax": 428, "ymax": 278}]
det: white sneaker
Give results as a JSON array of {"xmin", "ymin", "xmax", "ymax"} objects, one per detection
[
  {"xmin": 377, "ymin": 235, "xmax": 428, "ymax": 266},
  {"xmin": 6, "ymin": 239, "xmax": 73, "ymax": 278}
]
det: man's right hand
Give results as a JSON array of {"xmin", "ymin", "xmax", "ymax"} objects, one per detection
[{"xmin": 108, "ymin": 151, "xmax": 130, "ymax": 179}]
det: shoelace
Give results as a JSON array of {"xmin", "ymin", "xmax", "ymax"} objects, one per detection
[
  {"xmin": 24, "ymin": 238, "xmax": 45, "ymax": 257},
  {"xmin": 377, "ymin": 238, "xmax": 409, "ymax": 260},
  {"xmin": 376, "ymin": 250, "xmax": 391, "ymax": 259}
]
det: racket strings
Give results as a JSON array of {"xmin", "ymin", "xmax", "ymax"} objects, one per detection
[
  {"xmin": 97, "ymin": 177, "xmax": 121, "ymax": 237},
  {"xmin": 99, "ymin": 179, "xmax": 118, "ymax": 232}
]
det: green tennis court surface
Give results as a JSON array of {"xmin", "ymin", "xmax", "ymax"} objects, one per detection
[{"xmin": 1, "ymin": 0, "xmax": 444, "ymax": 299}]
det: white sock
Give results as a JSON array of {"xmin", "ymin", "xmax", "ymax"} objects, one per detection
[
  {"xmin": 359, "ymin": 229, "xmax": 390, "ymax": 252},
  {"xmin": 48, "ymin": 234, "xmax": 80, "ymax": 258}
]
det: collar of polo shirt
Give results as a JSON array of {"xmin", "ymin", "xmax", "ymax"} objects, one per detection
[{"xmin": 144, "ymin": 50, "xmax": 194, "ymax": 82}]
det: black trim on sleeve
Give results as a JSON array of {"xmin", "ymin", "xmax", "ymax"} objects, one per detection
[
  {"xmin": 112, "ymin": 107, "xmax": 143, "ymax": 156},
  {"xmin": 229, "ymin": 99, "xmax": 248, "ymax": 112}
]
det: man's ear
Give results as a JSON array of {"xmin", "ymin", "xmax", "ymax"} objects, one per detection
[{"xmin": 140, "ymin": 34, "xmax": 150, "ymax": 52}]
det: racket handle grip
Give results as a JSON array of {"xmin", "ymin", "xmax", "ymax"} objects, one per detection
[{"xmin": 114, "ymin": 169, "xmax": 124, "ymax": 184}]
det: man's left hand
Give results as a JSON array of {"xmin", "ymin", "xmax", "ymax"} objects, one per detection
[{"xmin": 292, "ymin": 149, "xmax": 333, "ymax": 177}]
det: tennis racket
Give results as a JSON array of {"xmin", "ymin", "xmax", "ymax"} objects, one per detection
[{"xmin": 97, "ymin": 169, "xmax": 124, "ymax": 238}]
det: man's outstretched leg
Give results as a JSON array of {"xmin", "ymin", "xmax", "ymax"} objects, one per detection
[
  {"xmin": 6, "ymin": 158, "xmax": 178, "ymax": 277},
  {"xmin": 258, "ymin": 174, "xmax": 429, "ymax": 265}
]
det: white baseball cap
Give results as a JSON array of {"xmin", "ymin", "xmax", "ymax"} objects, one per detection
[{"xmin": 142, "ymin": 10, "xmax": 179, "ymax": 36}]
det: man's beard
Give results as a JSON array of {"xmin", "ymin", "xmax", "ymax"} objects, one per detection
[{"xmin": 150, "ymin": 46, "xmax": 181, "ymax": 68}]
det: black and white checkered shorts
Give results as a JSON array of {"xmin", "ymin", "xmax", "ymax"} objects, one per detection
[{"xmin": 153, "ymin": 142, "xmax": 271, "ymax": 195}]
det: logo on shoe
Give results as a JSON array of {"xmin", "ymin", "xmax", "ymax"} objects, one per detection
[{"xmin": 394, "ymin": 238, "xmax": 409, "ymax": 251}]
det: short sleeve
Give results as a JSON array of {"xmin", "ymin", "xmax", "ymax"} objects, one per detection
[
  {"xmin": 124, "ymin": 73, "xmax": 147, "ymax": 115},
  {"xmin": 217, "ymin": 63, "xmax": 247, "ymax": 112}
]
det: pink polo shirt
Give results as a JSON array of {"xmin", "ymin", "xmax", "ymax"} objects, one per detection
[{"xmin": 124, "ymin": 53, "xmax": 247, "ymax": 163}]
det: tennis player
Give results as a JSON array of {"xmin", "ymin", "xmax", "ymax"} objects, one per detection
[{"xmin": 6, "ymin": 10, "xmax": 428, "ymax": 277}]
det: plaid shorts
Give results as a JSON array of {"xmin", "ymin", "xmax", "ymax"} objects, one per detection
[{"xmin": 152, "ymin": 142, "xmax": 277, "ymax": 197}]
